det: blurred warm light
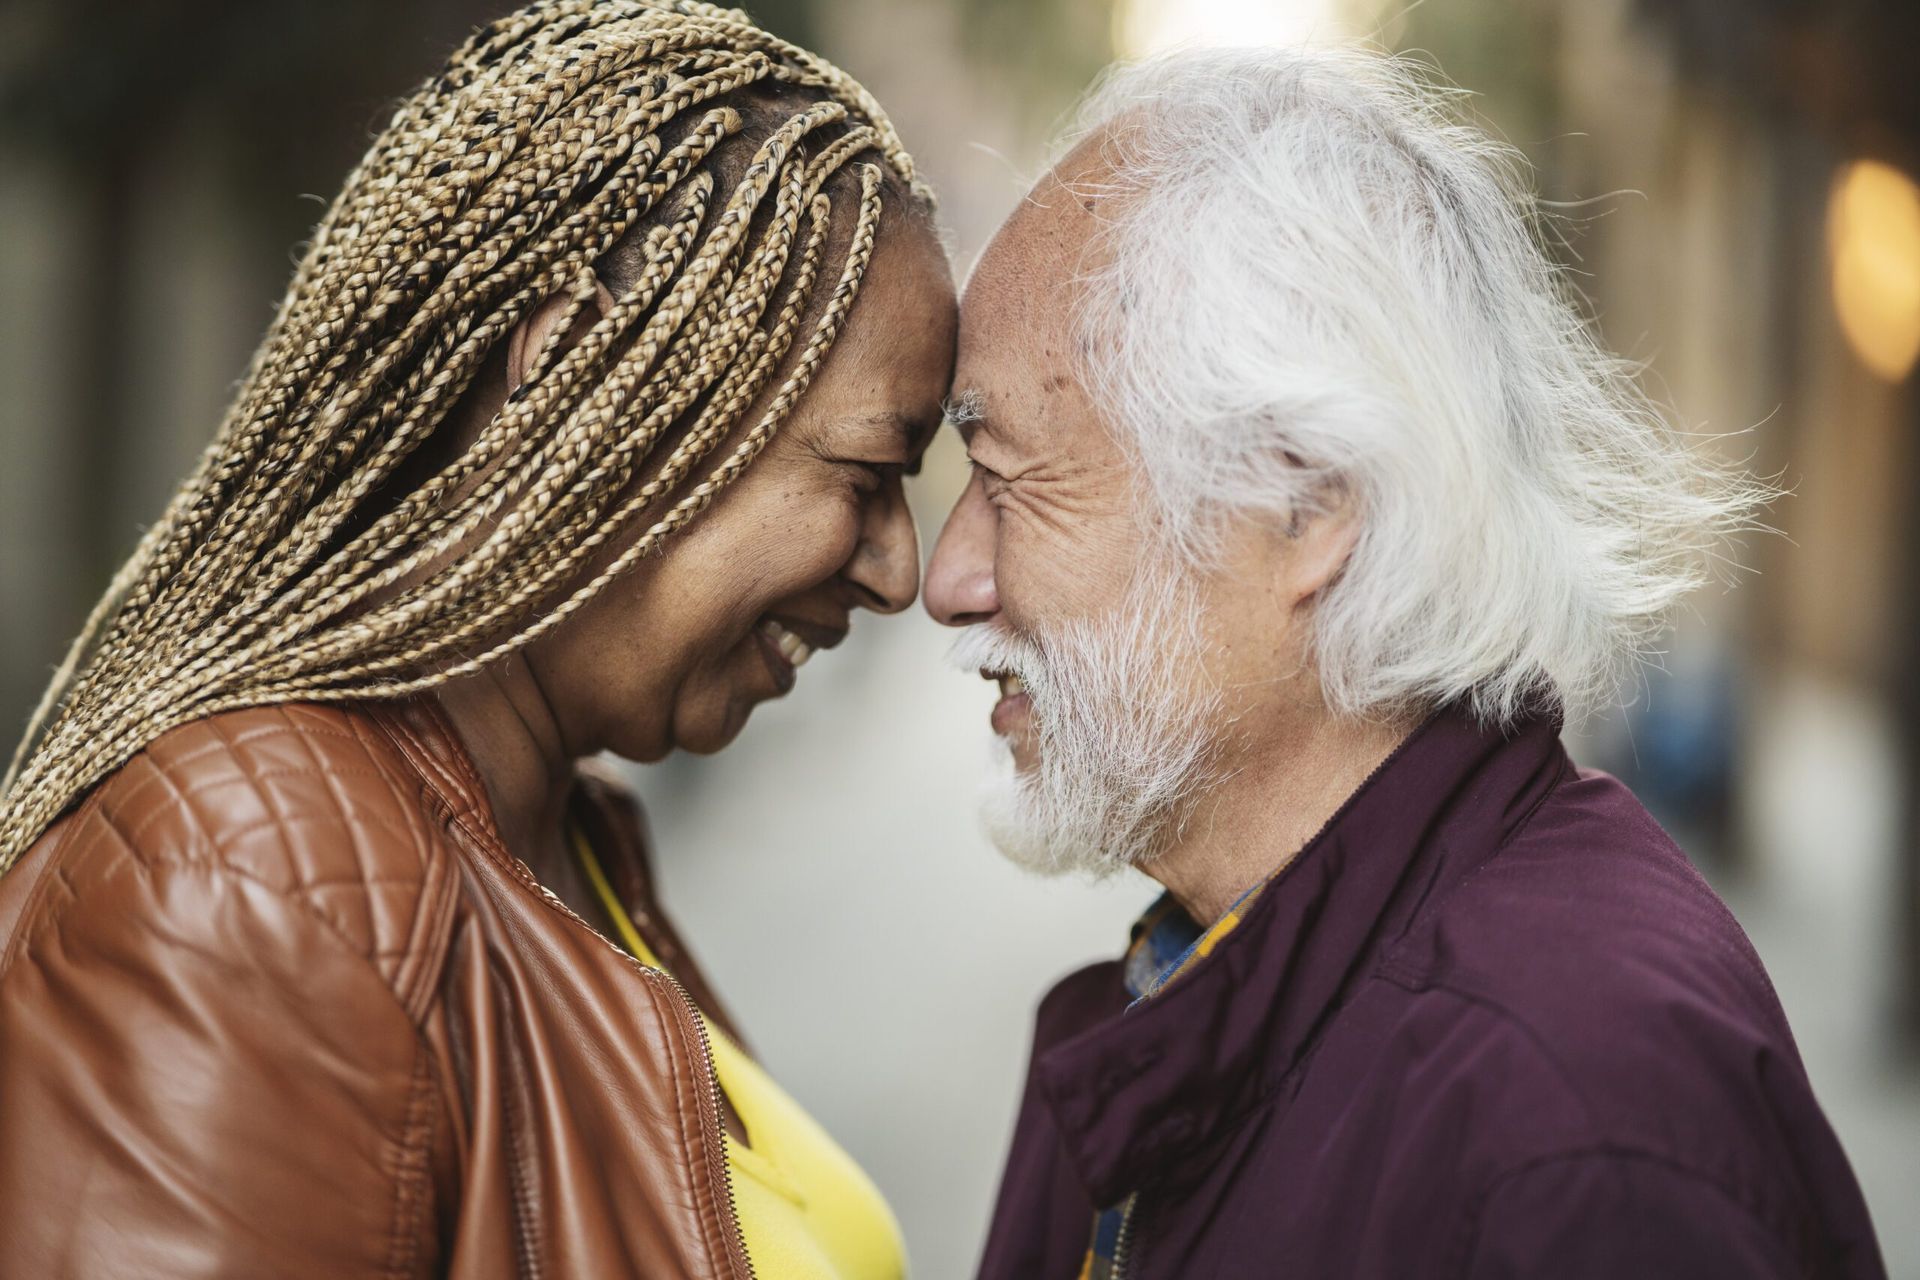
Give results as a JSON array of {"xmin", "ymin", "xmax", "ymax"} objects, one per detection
[
  {"xmin": 1113, "ymin": 0, "xmax": 1351, "ymax": 58},
  {"xmin": 1827, "ymin": 159, "xmax": 1920, "ymax": 384}
]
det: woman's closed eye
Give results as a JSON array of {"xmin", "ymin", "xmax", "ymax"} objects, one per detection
[{"xmin": 840, "ymin": 458, "xmax": 909, "ymax": 493}]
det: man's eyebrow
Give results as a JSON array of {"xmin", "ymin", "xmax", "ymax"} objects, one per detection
[{"xmin": 942, "ymin": 388, "xmax": 986, "ymax": 437}]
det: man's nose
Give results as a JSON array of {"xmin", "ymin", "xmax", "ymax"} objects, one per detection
[
  {"xmin": 924, "ymin": 470, "xmax": 999, "ymax": 627},
  {"xmin": 847, "ymin": 484, "xmax": 920, "ymax": 614}
]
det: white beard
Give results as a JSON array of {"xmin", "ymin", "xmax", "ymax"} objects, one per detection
[{"xmin": 946, "ymin": 563, "xmax": 1223, "ymax": 878}]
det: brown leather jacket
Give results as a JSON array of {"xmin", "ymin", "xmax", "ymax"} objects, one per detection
[{"xmin": 0, "ymin": 699, "xmax": 754, "ymax": 1278}]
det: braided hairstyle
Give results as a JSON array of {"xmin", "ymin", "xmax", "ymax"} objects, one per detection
[{"xmin": 0, "ymin": 0, "xmax": 931, "ymax": 872}]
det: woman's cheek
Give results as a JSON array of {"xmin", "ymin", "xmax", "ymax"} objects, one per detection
[
  {"xmin": 773, "ymin": 503, "xmax": 865, "ymax": 592},
  {"xmin": 671, "ymin": 657, "xmax": 754, "ymax": 755},
  {"xmin": 824, "ymin": 503, "xmax": 867, "ymax": 577}
]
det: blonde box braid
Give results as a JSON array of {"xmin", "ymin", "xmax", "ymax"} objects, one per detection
[{"xmin": 0, "ymin": 0, "xmax": 929, "ymax": 872}]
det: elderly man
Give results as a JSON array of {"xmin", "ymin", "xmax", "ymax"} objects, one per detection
[{"xmin": 926, "ymin": 47, "xmax": 1884, "ymax": 1280}]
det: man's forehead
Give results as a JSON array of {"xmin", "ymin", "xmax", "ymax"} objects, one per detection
[
  {"xmin": 951, "ymin": 262, "xmax": 1064, "ymax": 416},
  {"xmin": 964, "ymin": 138, "xmax": 1116, "ymax": 316},
  {"xmin": 951, "ymin": 135, "xmax": 1120, "ymax": 423}
]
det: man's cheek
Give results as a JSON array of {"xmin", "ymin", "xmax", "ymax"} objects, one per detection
[{"xmin": 993, "ymin": 535, "xmax": 1066, "ymax": 628}]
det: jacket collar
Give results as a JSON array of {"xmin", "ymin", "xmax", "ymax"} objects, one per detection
[
  {"xmin": 1035, "ymin": 704, "xmax": 1570, "ymax": 1206},
  {"xmin": 370, "ymin": 696, "xmax": 635, "ymax": 884},
  {"xmin": 369, "ymin": 695, "xmax": 501, "ymax": 831},
  {"xmin": 369, "ymin": 696, "xmax": 750, "ymax": 1046}
]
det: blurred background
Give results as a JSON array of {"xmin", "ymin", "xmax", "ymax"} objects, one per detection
[{"xmin": 3, "ymin": 0, "xmax": 1918, "ymax": 1273}]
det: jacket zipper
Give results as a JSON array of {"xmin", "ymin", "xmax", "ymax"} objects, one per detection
[
  {"xmin": 1110, "ymin": 1192, "xmax": 1140, "ymax": 1280},
  {"xmin": 518, "ymin": 865, "xmax": 757, "ymax": 1279},
  {"xmin": 654, "ymin": 964, "xmax": 759, "ymax": 1280}
]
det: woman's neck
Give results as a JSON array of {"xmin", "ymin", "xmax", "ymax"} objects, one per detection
[{"xmin": 433, "ymin": 655, "xmax": 579, "ymax": 881}]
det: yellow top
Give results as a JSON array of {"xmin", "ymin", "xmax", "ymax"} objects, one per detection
[{"xmin": 572, "ymin": 824, "xmax": 908, "ymax": 1280}]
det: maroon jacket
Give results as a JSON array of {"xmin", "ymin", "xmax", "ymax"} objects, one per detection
[{"xmin": 978, "ymin": 708, "xmax": 1885, "ymax": 1279}]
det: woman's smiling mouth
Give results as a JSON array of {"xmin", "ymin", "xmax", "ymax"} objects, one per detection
[{"xmin": 755, "ymin": 617, "xmax": 846, "ymax": 693}]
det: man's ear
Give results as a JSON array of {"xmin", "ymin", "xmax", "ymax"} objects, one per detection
[
  {"xmin": 504, "ymin": 276, "xmax": 618, "ymax": 392},
  {"xmin": 1282, "ymin": 489, "xmax": 1362, "ymax": 610}
]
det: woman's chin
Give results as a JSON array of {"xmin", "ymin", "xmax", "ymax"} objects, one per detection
[
  {"xmin": 667, "ymin": 698, "xmax": 760, "ymax": 757},
  {"xmin": 615, "ymin": 677, "xmax": 780, "ymax": 761}
]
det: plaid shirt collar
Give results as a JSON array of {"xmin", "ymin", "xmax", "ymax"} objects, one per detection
[{"xmin": 1122, "ymin": 877, "xmax": 1271, "ymax": 1003}]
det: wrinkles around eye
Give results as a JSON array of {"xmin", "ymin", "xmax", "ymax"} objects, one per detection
[{"xmin": 967, "ymin": 455, "xmax": 1004, "ymax": 485}]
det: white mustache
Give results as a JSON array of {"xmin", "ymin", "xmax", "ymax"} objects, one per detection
[{"xmin": 947, "ymin": 623, "xmax": 1048, "ymax": 692}]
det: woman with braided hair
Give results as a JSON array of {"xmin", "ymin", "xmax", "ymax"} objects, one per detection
[{"xmin": 0, "ymin": 3, "xmax": 953, "ymax": 1275}]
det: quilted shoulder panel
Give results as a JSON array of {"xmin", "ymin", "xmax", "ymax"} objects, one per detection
[{"xmin": 69, "ymin": 702, "xmax": 459, "ymax": 994}]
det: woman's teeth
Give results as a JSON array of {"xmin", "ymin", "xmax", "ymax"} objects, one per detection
[{"xmin": 760, "ymin": 619, "xmax": 814, "ymax": 668}]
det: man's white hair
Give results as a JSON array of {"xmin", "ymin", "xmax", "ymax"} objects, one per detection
[{"xmin": 1067, "ymin": 46, "xmax": 1770, "ymax": 727}]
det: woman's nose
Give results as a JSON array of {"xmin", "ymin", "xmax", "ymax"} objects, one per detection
[
  {"xmin": 924, "ymin": 471, "xmax": 998, "ymax": 627},
  {"xmin": 847, "ymin": 484, "xmax": 920, "ymax": 614}
]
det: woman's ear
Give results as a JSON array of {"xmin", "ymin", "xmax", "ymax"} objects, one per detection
[{"xmin": 504, "ymin": 276, "xmax": 618, "ymax": 392}]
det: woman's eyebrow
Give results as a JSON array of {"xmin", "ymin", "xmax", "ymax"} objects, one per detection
[{"xmin": 845, "ymin": 409, "xmax": 940, "ymax": 457}]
